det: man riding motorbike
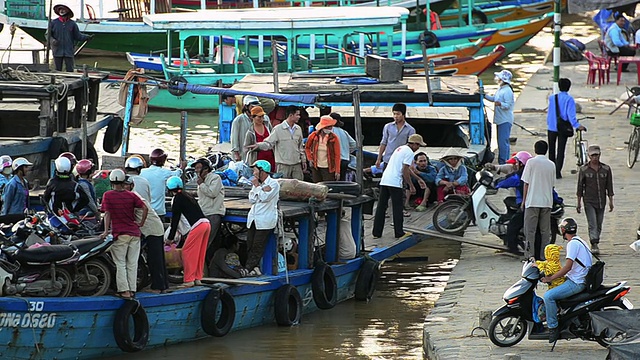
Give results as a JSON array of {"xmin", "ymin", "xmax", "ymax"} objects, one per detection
[{"xmin": 537, "ymin": 217, "xmax": 592, "ymax": 343}]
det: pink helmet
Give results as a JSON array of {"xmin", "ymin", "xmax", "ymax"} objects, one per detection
[
  {"xmin": 514, "ymin": 151, "xmax": 532, "ymax": 166},
  {"xmin": 0, "ymin": 155, "xmax": 12, "ymax": 169},
  {"xmin": 75, "ymin": 159, "xmax": 94, "ymax": 175}
]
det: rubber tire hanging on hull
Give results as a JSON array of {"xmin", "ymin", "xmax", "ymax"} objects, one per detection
[
  {"xmin": 49, "ymin": 137, "xmax": 69, "ymax": 159},
  {"xmin": 113, "ymin": 300, "xmax": 150, "ymax": 352},
  {"xmin": 201, "ymin": 288, "xmax": 236, "ymax": 337},
  {"xmin": 103, "ymin": 116, "xmax": 124, "ymax": 154},
  {"xmin": 71, "ymin": 140, "xmax": 99, "ymax": 168},
  {"xmin": 312, "ymin": 262, "xmax": 337, "ymax": 310},
  {"xmin": 419, "ymin": 31, "xmax": 440, "ymax": 49},
  {"xmin": 464, "ymin": 10, "xmax": 488, "ymax": 25},
  {"xmin": 355, "ymin": 259, "xmax": 381, "ymax": 302},
  {"xmin": 274, "ymin": 284, "xmax": 303, "ymax": 326}
]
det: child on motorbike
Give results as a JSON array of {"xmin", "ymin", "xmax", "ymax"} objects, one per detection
[
  {"xmin": 435, "ymin": 148, "xmax": 469, "ymax": 203},
  {"xmin": 536, "ymin": 244, "xmax": 566, "ymax": 289}
]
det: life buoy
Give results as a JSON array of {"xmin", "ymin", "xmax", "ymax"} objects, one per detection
[
  {"xmin": 102, "ymin": 116, "xmax": 124, "ymax": 154},
  {"xmin": 71, "ymin": 139, "xmax": 99, "ymax": 168},
  {"xmin": 201, "ymin": 288, "xmax": 235, "ymax": 337},
  {"xmin": 311, "ymin": 262, "xmax": 337, "ymax": 310},
  {"xmin": 48, "ymin": 137, "xmax": 69, "ymax": 159},
  {"xmin": 274, "ymin": 284, "xmax": 302, "ymax": 326},
  {"xmin": 113, "ymin": 300, "xmax": 149, "ymax": 352},
  {"xmin": 355, "ymin": 259, "xmax": 381, "ymax": 302}
]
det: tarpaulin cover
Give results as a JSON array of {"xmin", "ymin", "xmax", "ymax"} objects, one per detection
[
  {"xmin": 568, "ymin": 0, "xmax": 640, "ymax": 14},
  {"xmin": 608, "ymin": 340, "xmax": 640, "ymax": 360},
  {"xmin": 590, "ymin": 309, "xmax": 640, "ymax": 344}
]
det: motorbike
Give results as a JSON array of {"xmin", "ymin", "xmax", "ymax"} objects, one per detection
[
  {"xmin": 489, "ymin": 259, "xmax": 633, "ymax": 347},
  {"xmin": 432, "ymin": 170, "xmax": 564, "ymax": 250},
  {"xmin": 0, "ymin": 228, "xmax": 78, "ymax": 297}
]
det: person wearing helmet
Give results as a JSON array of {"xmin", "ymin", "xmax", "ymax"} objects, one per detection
[
  {"xmin": 75, "ymin": 159, "xmax": 100, "ymax": 220},
  {"xmin": 0, "ymin": 155, "xmax": 13, "ymax": 208},
  {"xmin": 100, "ymin": 169, "xmax": 148, "ymax": 299},
  {"xmin": 124, "ymin": 155, "xmax": 151, "ymax": 203},
  {"xmin": 44, "ymin": 156, "xmax": 90, "ymax": 215},
  {"xmin": 139, "ymin": 149, "xmax": 182, "ymax": 217},
  {"xmin": 58, "ymin": 152, "xmax": 78, "ymax": 174},
  {"xmin": 485, "ymin": 69, "xmax": 515, "ymax": 165},
  {"xmin": 166, "ymin": 175, "xmax": 211, "ymax": 288},
  {"xmin": 193, "ymin": 157, "xmax": 225, "ymax": 266},
  {"xmin": 246, "ymin": 105, "xmax": 306, "ymax": 180},
  {"xmin": 231, "ymin": 95, "xmax": 272, "ymax": 162},
  {"xmin": 122, "ymin": 176, "xmax": 169, "ymax": 294},
  {"xmin": 576, "ymin": 145, "xmax": 614, "ymax": 255},
  {"xmin": 245, "ymin": 160, "xmax": 280, "ymax": 275},
  {"xmin": 539, "ymin": 217, "xmax": 591, "ymax": 343},
  {"xmin": 1, "ymin": 158, "xmax": 32, "ymax": 216}
]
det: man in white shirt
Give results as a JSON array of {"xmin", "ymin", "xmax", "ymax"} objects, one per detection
[
  {"xmin": 245, "ymin": 160, "xmax": 280, "ymax": 275},
  {"xmin": 521, "ymin": 140, "xmax": 556, "ymax": 260},
  {"xmin": 194, "ymin": 157, "xmax": 226, "ymax": 264},
  {"xmin": 139, "ymin": 148, "xmax": 182, "ymax": 218},
  {"xmin": 539, "ymin": 217, "xmax": 590, "ymax": 343},
  {"xmin": 372, "ymin": 134, "xmax": 426, "ymax": 239}
]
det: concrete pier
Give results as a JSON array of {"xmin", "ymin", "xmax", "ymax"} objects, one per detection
[{"xmin": 422, "ymin": 27, "xmax": 640, "ymax": 359}]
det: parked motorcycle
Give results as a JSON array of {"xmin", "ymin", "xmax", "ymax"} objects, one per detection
[
  {"xmin": 0, "ymin": 230, "xmax": 77, "ymax": 297},
  {"xmin": 488, "ymin": 259, "xmax": 633, "ymax": 347},
  {"xmin": 432, "ymin": 171, "xmax": 564, "ymax": 248},
  {"xmin": 71, "ymin": 235, "xmax": 115, "ymax": 296}
]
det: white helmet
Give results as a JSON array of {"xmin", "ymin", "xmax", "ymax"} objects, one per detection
[
  {"xmin": 125, "ymin": 156, "xmax": 145, "ymax": 170},
  {"xmin": 0, "ymin": 155, "xmax": 12, "ymax": 169},
  {"xmin": 109, "ymin": 169, "xmax": 126, "ymax": 182},
  {"xmin": 243, "ymin": 95, "xmax": 260, "ymax": 106},
  {"xmin": 12, "ymin": 157, "xmax": 33, "ymax": 171},
  {"xmin": 54, "ymin": 156, "xmax": 71, "ymax": 174}
]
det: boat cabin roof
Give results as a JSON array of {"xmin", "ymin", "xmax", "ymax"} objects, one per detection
[{"xmin": 143, "ymin": 6, "xmax": 409, "ymax": 38}]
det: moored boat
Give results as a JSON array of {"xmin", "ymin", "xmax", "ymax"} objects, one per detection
[
  {"xmin": 406, "ymin": 44, "xmax": 506, "ymax": 76},
  {"xmin": 438, "ymin": 0, "xmax": 555, "ymax": 26}
]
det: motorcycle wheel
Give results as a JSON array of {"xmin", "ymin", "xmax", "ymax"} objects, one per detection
[
  {"xmin": 488, "ymin": 314, "xmax": 527, "ymax": 347},
  {"xmin": 432, "ymin": 201, "xmax": 471, "ymax": 235},
  {"xmin": 41, "ymin": 268, "xmax": 74, "ymax": 297},
  {"xmin": 594, "ymin": 306, "xmax": 632, "ymax": 347},
  {"xmin": 76, "ymin": 259, "xmax": 112, "ymax": 297}
]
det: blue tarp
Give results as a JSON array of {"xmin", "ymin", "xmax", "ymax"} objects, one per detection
[{"xmin": 170, "ymin": 82, "xmax": 319, "ymax": 105}]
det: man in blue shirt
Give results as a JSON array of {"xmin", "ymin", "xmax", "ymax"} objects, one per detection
[
  {"xmin": 604, "ymin": 14, "xmax": 636, "ymax": 72},
  {"xmin": 546, "ymin": 78, "xmax": 586, "ymax": 179},
  {"xmin": 1, "ymin": 158, "xmax": 32, "ymax": 216},
  {"xmin": 485, "ymin": 69, "xmax": 515, "ymax": 165}
]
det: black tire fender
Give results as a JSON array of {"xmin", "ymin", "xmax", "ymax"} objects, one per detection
[
  {"xmin": 274, "ymin": 284, "xmax": 302, "ymax": 326},
  {"xmin": 311, "ymin": 262, "xmax": 337, "ymax": 310},
  {"xmin": 419, "ymin": 30, "xmax": 440, "ymax": 49},
  {"xmin": 464, "ymin": 9, "xmax": 488, "ymax": 25},
  {"xmin": 355, "ymin": 259, "xmax": 381, "ymax": 302},
  {"xmin": 201, "ymin": 288, "xmax": 235, "ymax": 337},
  {"xmin": 49, "ymin": 136, "xmax": 69, "ymax": 159},
  {"xmin": 103, "ymin": 116, "xmax": 124, "ymax": 154},
  {"xmin": 317, "ymin": 181, "xmax": 361, "ymax": 196},
  {"xmin": 113, "ymin": 300, "xmax": 149, "ymax": 352},
  {"xmin": 71, "ymin": 139, "xmax": 100, "ymax": 168}
]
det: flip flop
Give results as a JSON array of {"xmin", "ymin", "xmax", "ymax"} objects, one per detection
[
  {"xmin": 115, "ymin": 292, "xmax": 132, "ymax": 300},
  {"xmin": 403, "ymin": 210, "xmax": 411, "ymax": 217}
]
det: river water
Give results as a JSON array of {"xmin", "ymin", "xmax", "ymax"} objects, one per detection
[{"xmin": 89, "ymin": 13, "xmax": 598, "ymax": 360}]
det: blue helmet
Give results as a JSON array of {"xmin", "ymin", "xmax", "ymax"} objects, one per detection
[
  {"xmin": 166, "ymin": 176, "xmax": 183, "ymax": 191},
  {"xmin": 251, "ymin": 160, "xmax": 271, "ymax": 173}
]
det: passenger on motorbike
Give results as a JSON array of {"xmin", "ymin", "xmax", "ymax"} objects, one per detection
[
  {"xmin": 44, "ymin": 156, "xmax": 90, "ymax": 215},
  {"xmin": 537, "ymin": 217, "xmax": 591, "ymax": 343}
]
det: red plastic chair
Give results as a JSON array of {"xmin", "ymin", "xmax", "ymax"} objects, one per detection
[
  {"xmin": 599, "ymin": 39, "xmax": 619, "ymax": 70},
  {"xmin": 584, "ymin": 51, "xmax": 610, "ymax": 85}
]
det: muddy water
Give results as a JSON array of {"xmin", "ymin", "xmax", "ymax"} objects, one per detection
[{"xmin": 92, "ymin": 13, "xmax": 600, "ymax": 359}]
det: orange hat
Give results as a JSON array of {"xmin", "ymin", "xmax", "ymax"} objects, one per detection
[
  {"xmin": 250, "ymin": 106, "xmax": 266, "ymax": 117},
  {"xmin": 316, "ymin": 115, "xmax": 337, "ymax": 130}
]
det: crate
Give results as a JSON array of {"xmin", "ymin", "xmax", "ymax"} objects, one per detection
[
  {"xmin": 365, "ymin": 55, "xmax": 403, "ymax": 83},
  {"xmin": 631, "ymin": 113, "xmax": 640, "ymax": 126}
]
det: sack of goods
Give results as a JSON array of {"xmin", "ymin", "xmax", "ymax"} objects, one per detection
[{"xmin": 277, "ymin": 179, "xmax": 328, "ymax": 201}]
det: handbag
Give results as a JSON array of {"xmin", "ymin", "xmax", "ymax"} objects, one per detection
[
  {"xmin": 555, "ymin": 95, "xmax": 574, "ymax": 138},
  {"xmin": 574, "ymin": 240, "xmax": 604, "ymax": 292}
]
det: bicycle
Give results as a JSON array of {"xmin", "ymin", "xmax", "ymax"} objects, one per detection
[
  {"xmin": 573, "ymin": 116, "xmax": 594, "ymax": 170},
  {"xmin": 627, "ymin": 112, "xmax": 640, "ymax": 168}
]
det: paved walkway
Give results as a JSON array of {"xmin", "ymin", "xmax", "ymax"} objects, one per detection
[{"xmin": 422, "ymin": 36, "xmax": 640, "ymax": 358}]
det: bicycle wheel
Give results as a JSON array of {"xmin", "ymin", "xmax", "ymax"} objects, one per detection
[
  {"xmin": 628, "ymin": 128, "xmax": 640, "ymax": 169},
  {"xmin": 575, "ymin": 138, "xmax": 585, "ymax": 167},
  {"xmin": 579, "ymin": 141, "xmax": 588, "ymax": 167}
]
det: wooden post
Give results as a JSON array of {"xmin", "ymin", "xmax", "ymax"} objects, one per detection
[
  {"xmin": 420, "ymin": 38, "xmax": 434, "ymax": 106},
  {"xmin": 179, "ymin": 111, "xmax": 188, "ymax": 168},
  {"xmin": 352, "ymin": 89, "xmax": 363, "ymax": 191},
  {"xmin": 271, "ymin": 40, "xmax": 279, "ymax": 93},
  {"xmin": 81, "ymin": 65, "xmax": 89, "ymax": 159},
  {"xmin": 120, "ymin": 83, "xmax": 135, "ymax": 156}
]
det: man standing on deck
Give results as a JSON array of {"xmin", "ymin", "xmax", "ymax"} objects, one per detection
[
  {"xmin": 375, "ymin": 103, "xmax": 416, "ymax": 171},
  {"xmin": 231, "ymin": 95, "xmax": 271, "ymax": 162},
  {"xmin": 248, "ymin": 105, "xmax": 306, "ymax": 180},
  {"xmin": 48, "ymin": 4, "xmax": 92, "ymax": 72},
  {"xmin": 372, "ymin": 134, "xmax": 426, "ymax": 239},
  {"xmin": 140, "ymin": 148, "xmax": 182, "ymax": 218}
]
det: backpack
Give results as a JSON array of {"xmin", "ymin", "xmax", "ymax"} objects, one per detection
[{"xmin": 574, "ymin": 240, "xmax": 604, "ymax": 292}]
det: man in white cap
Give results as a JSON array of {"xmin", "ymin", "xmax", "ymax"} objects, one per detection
[
  {"xmin": 48, "ymin": 4, "xmax": 92, "ymax": 72},
  {"xmin": 485, "ymin": 69, "xmax": 515, "ymax": 165},
  {"xmin": 231, "ymin": 95, "xmax": 271, "ymax": 162},
  {"xmin": 372, "ymin": 134, "xmax": 426, "ymax": 239}
]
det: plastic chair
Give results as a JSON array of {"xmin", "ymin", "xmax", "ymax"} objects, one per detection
[
  {"xmin": 584, "ymin": 51, "xmax": 610, "ymax": 85},
  {"xmin": 599, "ymin": 39, "xmax": 619, "ymax": 70}
]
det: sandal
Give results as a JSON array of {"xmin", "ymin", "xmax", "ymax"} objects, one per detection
[
  {"xmin": 178, "ymin": 282, "xmax": 195, "ymax": 289},
  {"xmin": 115, "ymin": 291, "xmax": 132, "ymax": 299},
  {"xmin": 403, "ymin": 210, "xmax": 411, "ymax": 217}
]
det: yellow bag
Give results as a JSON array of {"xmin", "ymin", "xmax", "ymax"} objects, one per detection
[{"xmin": 164, "ymin": 243, "xmax": 183, "ymax": 269}]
